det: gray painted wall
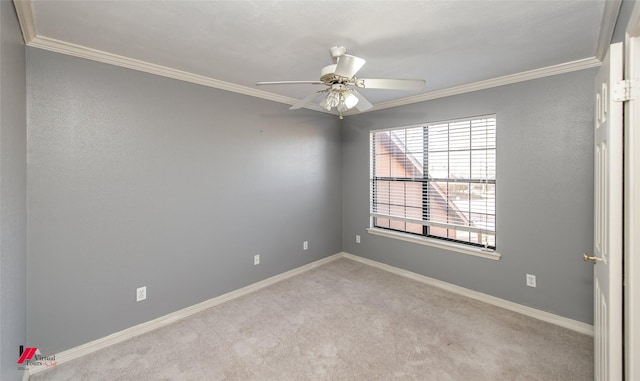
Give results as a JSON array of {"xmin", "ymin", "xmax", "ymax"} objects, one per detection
[
  {"xmin": 26, "ymin": 48, "xmax": 343, "ymax": 354},
  {"xmin": 23, "ymin": 9, "xmax": 616, "ymax": 354},
  {"xmin": 0, "ymin": 1, "xmax": 27, "ymax": 380},
  {"xmin": 342, "ymin": 69, "xmax": 596, "ymax": 324}
]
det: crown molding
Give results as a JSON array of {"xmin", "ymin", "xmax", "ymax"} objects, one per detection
[
  {"xmin": 25, "ymin": 33, "xmax": 336, "ymax": 114},
  {"xmin": 29, "ymin": 35, "xmax": 307, "ymax": 107},
  {"xmin": 595, "ymin": 0, "xmax": 622, "ymax": 61},
  {"xmin": 13, "ymin": 0, "xmax": 37, "ymax": 44},
  {"xmin": 14, "ymin": 0, "xmax": 602, "ymax": 117},
  {"xmin": 361, "ymin": 57, "xmax": 602, "ymax": 114},
  {"xmin": 12, "ymin": 0, "xmax": 330, "ymax": 113},
  {"xmin": 13, "ymin": 0, "xmax": 316, "ymax": 111}
]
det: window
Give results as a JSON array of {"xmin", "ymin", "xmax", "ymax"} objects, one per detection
[{"xmin": 370, "ymin": 115, "xmax": 496, "ymax": 250}]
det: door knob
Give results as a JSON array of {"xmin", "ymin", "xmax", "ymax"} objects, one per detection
[{"xmin": 583, "ymin": 253, "xmax": 601, "ymax": 263}]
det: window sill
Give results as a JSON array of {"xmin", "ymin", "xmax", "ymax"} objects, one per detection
[{"xmin": 366, "ymin": 228, "xmax": 502, "ymax": 261}]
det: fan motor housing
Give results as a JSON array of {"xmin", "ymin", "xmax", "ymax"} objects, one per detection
[
  {"xmin": 320, "ymin": 64, "xmax": 337, "ymax": 81},
  {"xmin": 320, "ymin": 64, "xmax": 341, "ymax": 83}
]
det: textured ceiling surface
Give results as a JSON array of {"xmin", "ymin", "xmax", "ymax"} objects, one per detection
[{"xmin": 28, "ymin": 0, "xmax": 606, "ymax": 106}]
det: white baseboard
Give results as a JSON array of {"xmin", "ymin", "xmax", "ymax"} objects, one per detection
[
  {"xmin": 341, "ymin": 252, "xmax": 594, "ymax": 336},
  {"xmin": 28, "ymin": 251, "xmax": 593, "ymax": 377},
  {"xmin": 27, "ymin": 253, "xmax": 342, "ymax": 376}
]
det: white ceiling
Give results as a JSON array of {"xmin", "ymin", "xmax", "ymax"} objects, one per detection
[{"xmin": 15, "ymin": 0, "xmax": 615, "ymax": 114}]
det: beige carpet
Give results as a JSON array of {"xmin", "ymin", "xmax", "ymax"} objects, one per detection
[{"xmin": 31, "ymin": 257, "xmax": 593, "ymax": 380}]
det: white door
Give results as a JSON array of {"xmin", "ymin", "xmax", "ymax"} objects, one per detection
[
  {"xmin": 592, "ymin": 42, "xmax": 623, "ymax": 381},
  {"xmin": 625, "ymin": 22, "xmax": 640, "ymax": 381}
]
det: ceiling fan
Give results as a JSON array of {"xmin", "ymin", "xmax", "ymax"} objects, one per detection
[{"xmin": 256, "ymin": 46, "xmax": 426, "ymax": 119}]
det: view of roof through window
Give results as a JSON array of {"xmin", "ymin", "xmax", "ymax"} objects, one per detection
[{"xmin": 370, "ymin": 116, "xmax": 496, "ymax": 248}]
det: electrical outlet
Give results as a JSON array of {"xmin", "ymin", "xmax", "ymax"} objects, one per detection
[
  {"xmin": 254, "ymin": 254, "xmax": 260, "ymax": 265},
  {"xmin": 526, "ymin": 274, "xmax": 537, "ymax": 288},
  {"xmin": 303, "ymin": 241, "xmax": 308, "ymax": 251},
  {"xmin": 356, "ymin": 234, "xmax": 361, "ymax": 244},
  {"xmin": 136, "ymin": 286, "xmax": 146, "ymax": 302}
]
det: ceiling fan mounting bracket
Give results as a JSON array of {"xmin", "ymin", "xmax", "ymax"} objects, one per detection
[{"xmin": 330, "ymin": 46, "xmax": 347, "ymax": 59}]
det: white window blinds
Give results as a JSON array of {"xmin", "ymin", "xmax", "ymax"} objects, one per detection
[{"xmin": 370, "ymin": 116, "xmax": 496, "ymax": 249}]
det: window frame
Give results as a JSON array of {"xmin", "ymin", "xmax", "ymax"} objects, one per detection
[{"xmin": 368, "ymin": 115, "xmax": 499, "ymax": 260}]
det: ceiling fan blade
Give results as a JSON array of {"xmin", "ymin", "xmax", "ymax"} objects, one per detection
[
  {"xmin": 334, "ymin": 54, "xmax": 366, "ymax": 78},
  {"xmin": 289, "ymin": 91, "xmax": 325, "ymax": 110},
  {"xmin": 257, "ymin": 81, "xmax": 323, "ymax": 85},
  {"xmin": 356, "ymin": 78, "xmax": 425, "ymax": 91},
  {"xmin": 352, "ymin": 90, "xmax": 373, "ymax": 112}
]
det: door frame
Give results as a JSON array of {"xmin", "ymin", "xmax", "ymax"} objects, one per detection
[{"xmin": 624, "ymin": 3, "xmax": 640, "ymax": 380}]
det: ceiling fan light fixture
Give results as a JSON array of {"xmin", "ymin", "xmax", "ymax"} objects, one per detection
[
  {"xmin": 337, "ymin": 91, "xmax": 359, "ymax": 113},
  {"xmin": 320, "ymin": 90, "xmax": 340, "ymax": 111},
  {"xmin": 343, "ymin": 91, "xmax": 359, "ymax": 109},
  {"xmin": 322, "ymin": 88, "xmax": 360, "ymax": 114},
  {"xmin": 337, "ymin": 99, "xmax": 349, "ymax": 113}
]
